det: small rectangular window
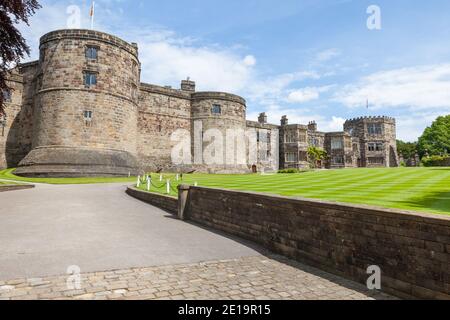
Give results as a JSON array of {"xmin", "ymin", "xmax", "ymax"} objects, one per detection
[
  {"xmin": 84, "ymin": 72, "xmax": 97, "ymax": 87},
  {"xmin": 83, "ymin": 110, "xmax": 93, "ymax": 121},
  {"xmin": 211, "ymin": 104, "xmax": 222, "ymax": 115},
  {"xmin": 333, "ymin": 156, "xmax": 344, "ymax": 164},
  {"xmin": 86, "ymin": 46, "xmax": 98, "ymax": 60},
  {"xmin": 368, "ymin": 123, "xmax": 382, "ymax": 135},
  {"xmin": 2, "ymin": 89, "xmax": 12, "ymax": 102},
  {"xmin": 286, "ymin": 152, "xmax": 297, "ymax": 163},
  {"xmin": 331, "ymin": 137, "xmax": 344, "ymax": 150}
]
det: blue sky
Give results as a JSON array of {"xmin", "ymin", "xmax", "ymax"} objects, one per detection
[{"xmin": 19, "ymin": 0, "xmax": 450, "ymax": 141}]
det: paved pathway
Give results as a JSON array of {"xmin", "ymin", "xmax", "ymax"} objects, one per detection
[
  {"xmin": 0, "ymin": 256, "xmax": 394, "ymax": 300},
  {"xmin": 0, "ymin": 183, "xmax": 394, "ymax": 300}
]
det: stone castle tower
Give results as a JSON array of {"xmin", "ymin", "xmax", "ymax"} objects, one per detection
[{"xmin": 0, "ymin": 29, "xmax": 398, "ymax": 177}]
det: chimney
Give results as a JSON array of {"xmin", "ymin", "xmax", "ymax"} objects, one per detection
[
  {"xmin": 258, "ymin": 112, "xmax": 268, "ymax": 124},
  {"xmin": 181, "ymin": 77, "xmax": 196, "ymax": 92},
  {"xmin": 281, "ymin": 116, "xmax": 289, "ymax": 126},
  {"xmin": 308, "ymin": 121, "xmax": 317, "ymax": 132}
]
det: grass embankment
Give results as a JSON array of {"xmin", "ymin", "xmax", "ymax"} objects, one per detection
[
  {"xmin": 0, "ymin": 168, "xmax": 136, "ymax": 185},
  {"xmin": 137, "ymin": 168, "xmax": 450, "ymax": 216}
]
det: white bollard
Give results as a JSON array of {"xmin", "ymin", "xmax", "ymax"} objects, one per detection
[
  {"xmin": 160, "ymin": 174, "xmax": 163, "ymax": 182},
  {"xmin": 128, "ymin": 172, "xmax": 131, "ymax": 178},
  {"xmin": 137, "ymin": 175, "xmax": 141, "ymax": 188},
  {"xmin": 166, "ymin": 179, "xmax": 170, "ymax": 194},
  {"xmin": 194, "ymin": 182, "xmax": 198, "ymax": 187},
  {"xmin": 147, "ymin": 178, "xmax": 151, "ymax": 191},
  {"xmin": 176, "ymin": 174, "xmax": 179, "ymax": 181}
]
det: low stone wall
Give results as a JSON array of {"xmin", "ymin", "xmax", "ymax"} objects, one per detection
[
  {"xmin": 126, "ymin": 187, "xmax": 177, "ymax": 215},
  {"xmin": 179, "ymin": 186, "xmax": 450, "ymax": 300},
  {"xmin": 0, "ymin": 184, "xmax": 34, "ymax": 192}
]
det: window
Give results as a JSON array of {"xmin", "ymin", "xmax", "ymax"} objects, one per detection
[
  {"xmin": 285, "ymin": 152, "xmax": 297, "ymax": 163},
  {"xmin": 0, "ymin": 114, "xmax": 6, "ymax": 137},
  {"xmin": 211, "ymin": 104, "xmax": 222, "ymax": 115},
  {"xmin": 299, "ymin": 133, "xmax": 307, "ymax": 143},
  {"xmin": 368, "ymin": 143, "xmax": 384, "ymax": 152},
  {"xmin": 86, "ymin": 46, "xmax": 98, "ymax": 60},
  {"xmin": 332, "ymin": 156, "xmax": 344, "ymax": 164},
  {"xmin": 331, "ymin": 137, "xmax": 344, "ymax": 150},
  {"xmin": 84, "ymin": 72, "xmax": 97, "ymax": 87},
  {"xmin": 2, "ymin": 89, "xmax": 12, "ymax": 102},
  {"xmin": 285, "ymin": 132, "xmax": 295, "ymax": 143},
  {"xmin": 83, "ymin": 111, "xmax": 93, "ymax": 121},
  {"xmin": 310, "ymin": 137, "xmax": 320, "ymax": 147},
  {"xmin": 368, "ymin": 157, "xmax": 384, "ymax": 165},
  {"xmin": 368, "ymin": 123, "xmax": 382, "ymax": 135}
]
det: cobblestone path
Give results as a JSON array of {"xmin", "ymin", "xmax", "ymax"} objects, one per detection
[{"xmin": 0, "ymin": 255, "xmax": 394, "ymax": 300}]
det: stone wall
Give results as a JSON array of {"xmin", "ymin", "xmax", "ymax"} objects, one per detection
[
  {"xmin": 126, "ymin": 186, "xmax": 177, "ymax": 215},
  {"xmin": 180, "ymin": 186, "xmax": 450, "ymax": 299},
  {"xmin": 137, "ymin": 83, "xmax": 191, "ymax": 172},
  {"xmin": 0, "ymin": 64, "xmax": 35, "ymax": 169}
]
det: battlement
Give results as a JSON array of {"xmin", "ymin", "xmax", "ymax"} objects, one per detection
[
  {"xmin": 345, "ymin": 116, "xmax": 396, "ymax": 124},
  {"xmin": 191, "ymin": 92, "xmax": 246, "ymax": 105},
  {"xmin": 40, "ymin": 29, "xmax": 139, "ymax": 59}
]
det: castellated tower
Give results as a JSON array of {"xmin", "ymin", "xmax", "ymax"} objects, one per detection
[
  {"xmin": 344, "ymin": 116, "xmax": 399, "ymax": 168},
  {"xmin": 16, "ymin": 30, "xmax": 140, "ymax": 177}
]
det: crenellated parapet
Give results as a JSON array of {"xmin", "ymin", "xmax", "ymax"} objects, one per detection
[{"xmin": 345, "ymin": 116, "xmax": 396, "ymax": 124}]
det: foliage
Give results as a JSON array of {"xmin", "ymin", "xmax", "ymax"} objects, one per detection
[
  {"xmin": 421, "ymin": 155, "xmax": 450, "ymax": 167},
  {"xmin": 417, "ymin": 115, "xmax": 450, "ymax": 158},
  {"xmin": 397, "ymin": 140, "xmax": 418, "ymax": 159},
  {"xmin": 278, "ymin": 168, "xmax": 309, "ymax": 174},
  {"xmin": 0, "ymin": 0, "xmax": 41, "ymax": 114},
  {"xmin": 307, "ymin": 147, "xmax": 327, "ymax": 169}
]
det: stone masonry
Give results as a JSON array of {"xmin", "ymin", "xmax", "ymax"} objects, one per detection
[{"xmin": 1, "ymin": 29, "xmax": 399, "ymax": 177}]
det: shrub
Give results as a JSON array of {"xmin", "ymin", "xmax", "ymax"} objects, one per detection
[
  {"xmin": 421, "ymin": 155, "xmax": 450, "ymax": 167},
  {"xmin": 278, "ymin": 168, "xmax": 310, "ymax": 174}
]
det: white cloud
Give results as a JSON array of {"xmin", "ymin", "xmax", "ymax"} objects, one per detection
[
  {"xmin": 243, "ymin": 55, "xmax": 256, "ymax": 66},
  {"xmin": 287, "ymin": 86, "xmax": 332, "ymax": 103},
  {"xmin": 316, "ymin": 48, "xmax": 341, "ymax": 62},
  {"xmin": 334, "ymin": 64, "xmax": 450, "ymax": 110}
]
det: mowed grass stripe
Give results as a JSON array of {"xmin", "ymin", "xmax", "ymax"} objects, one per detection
[{"xmin": 143, "ymin": 168, "xmax": 450, "ymax": 215}]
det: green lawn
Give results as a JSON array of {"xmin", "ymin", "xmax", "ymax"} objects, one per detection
[
  {"xmin": 0, "ymin": 168, "xmax": 137, "ymax": 185},
  {"xmin": 137, "ymin": 168, "xmax": 450, "ymax": 216}
]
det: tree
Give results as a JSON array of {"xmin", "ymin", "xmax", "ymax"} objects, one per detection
[
  {"xmin": 418, "ymin": 115, "xmax": 450, "ymax": 158},
  {"xmin": 0, "ymin": 0, "xmax": 41, "ymax": 115},
  {"xmin": 397, "ymin": 140, "xmax": 418, "ymax": 159},
  {"xmin": 307, "ymin": 146, "xmax": 327, "ymax": 169}
]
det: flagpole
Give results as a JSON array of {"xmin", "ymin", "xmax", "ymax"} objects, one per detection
[{"xmin": 90, "ymin": 1, "xmax": 95, "ymax": 30}]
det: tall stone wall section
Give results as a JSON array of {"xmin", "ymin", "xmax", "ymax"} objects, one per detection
[
  {"xmin": 137, "ymin": 84, "xmax": 191, "ymax": 172},
  {"xmin": 0, "ymin": 62, "xmax": 37, "ymax": 169},
  {"xmin": 16, "ymin": 30, "xmax": 140, "ymax": 177}
]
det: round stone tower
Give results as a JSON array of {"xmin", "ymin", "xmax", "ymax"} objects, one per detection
[
  {"xmin": 16, "ymin": 29, "xmax": 140, "ymax": 177},
  {"xmin": 191, "ymin": 92, "xmax": 248, "ymax": 173}
]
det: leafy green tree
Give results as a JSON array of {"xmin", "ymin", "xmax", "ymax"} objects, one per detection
[
  {"xmin": 397, "ymin": 140, "xmax": 418, "ymax": 159},
  {"xmin": 418, "ymin": 115, "xmax": 450, "ymax": 158},
  {"xmin": 0, "ymin": 0, "xmax": 41, "ymax": 115},
  {"xmin": 307, "ymin": 147, "xmax": 327, "ymax": 169}
]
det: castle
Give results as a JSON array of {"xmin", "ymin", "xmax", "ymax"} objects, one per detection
[{"xmin": 0, "ymin": 29, "xmax": 399, "ymax": 177}]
